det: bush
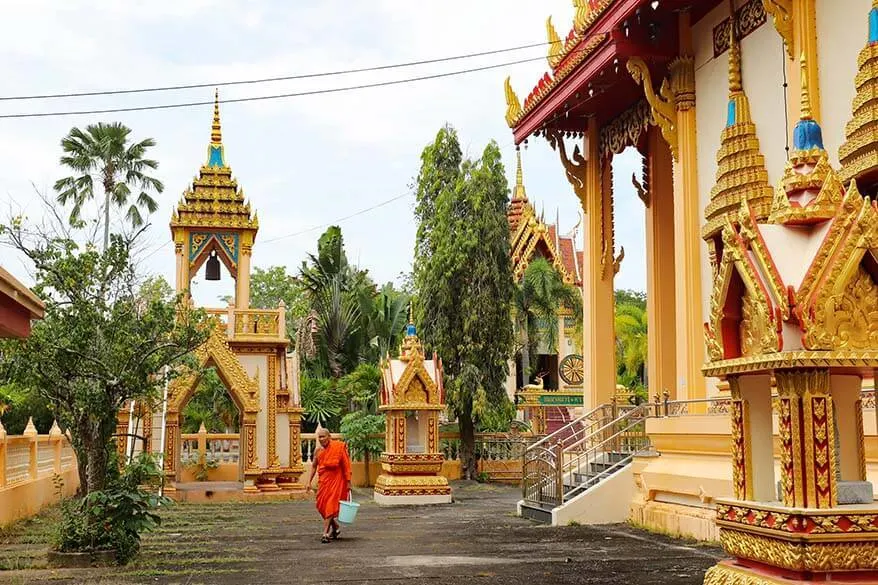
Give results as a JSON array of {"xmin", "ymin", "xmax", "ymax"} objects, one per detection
[
  {"xmin": 339, "ymin": 411, "xmax": 385, "ymax": 460},
  {"xmin": 54, "ymin": 452, "xmax": 170, "ymax": 564}
]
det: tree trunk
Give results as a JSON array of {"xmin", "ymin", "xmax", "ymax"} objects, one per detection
[
  {"xmin": 103, "ymin": 189, "xmax": 110, "ymax": 252},
  {"xmin": 520, "ymin": 326, "xmax": 531, "ymax": 383},
  {"xmin": 75, "ymin": 419, "xmax": 112, "ymax": 496},
  {"xmin": 458, "ymin": 410, "xmax": 476, "ymax": 480}
]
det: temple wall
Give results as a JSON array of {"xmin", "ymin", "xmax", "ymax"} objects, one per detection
[
  {"xmin": 817, "ymin": 0, "xmax": 871, "ymax": 167},
  {"xmin": 238, "ymin": 354, "xmax": 268, "ymax": 468},
  {"xmin": 631, "ymin": 410, "xmax": 878, "ymax": 541}
]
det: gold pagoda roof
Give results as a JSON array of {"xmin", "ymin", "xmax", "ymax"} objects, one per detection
[
  {"xmin": 702, "ymin": 26, "xmax": 773, "ymax": 240},
  {"xmin": 838, "ymin": 0, "xmax": 878, "ymax": 189},
  {"xmin": 170, "ymin": 91, "xmax": 258, "ymax": 232}
]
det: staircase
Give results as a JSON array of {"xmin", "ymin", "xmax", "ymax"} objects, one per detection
[{"xmin": 518, "ymin": 403, "xmax": 653, "ymax": 525}]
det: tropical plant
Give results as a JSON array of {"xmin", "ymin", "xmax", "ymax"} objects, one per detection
[
  {"xmin": 54, "ymin": 123, "xmax": 164, "ymax": 251},
  {"xmin": 54, "ymin": 452, "xmax": 170, "ymax": 564},
  {"xmin": 337, "ymin": 363, "xmax": 382, "ymax": 414},
  {"xmin": 300, "ymin": 375, "xmax": 346, "ymax": 431},
  {"xmin": 615, "ymin": 301, "xmax": 648, "ymax": 391},
  {"xmin": 181, "ymin": 368, "xmax": 239, "ymax": 433},
  {"xmin": 513, "ymin": 257, "xmax": 582, "ymax": 381},
  {"xmin": 369, "ymin": 283, "xmax": 410, "ymax": 360},
  {"xmin": 412, "ymin": 126, "xmax": 515, "ymax": 479}
]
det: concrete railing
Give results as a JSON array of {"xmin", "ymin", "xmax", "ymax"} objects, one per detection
[{"xmin": 0, "ymin": 418, "xmax": 79, "ymax": 527}]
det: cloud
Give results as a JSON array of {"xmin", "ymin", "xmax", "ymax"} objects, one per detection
[{"xmin": 0, "ymin": 0, "xmax": 648, "ymax": 298}]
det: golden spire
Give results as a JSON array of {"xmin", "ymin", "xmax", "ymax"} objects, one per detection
[
  {"xmin": 799, "ymin": 53, "xmax": 812, "ymax": 120},
  {"xmin": 211, "ymin": 88, "xmax": 222, "ymax": 144},
  {"xmin": 512, "ymin": 149, "xmax": 528, "ymax": 201},
  {"xmin": 728, "ymin": 22, "xmax": 742, "ymax": 93}
]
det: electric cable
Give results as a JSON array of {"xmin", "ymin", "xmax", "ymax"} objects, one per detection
[
  {"xmin": 0, "ymin": 41, "xmax": 550, "ymax": 102},
  {"xmin": 0, "ymin": 54, "xmax": 549, "ymax": 119}
]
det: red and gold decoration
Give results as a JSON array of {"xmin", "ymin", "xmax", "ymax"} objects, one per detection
[
  {"xmin": 374, "ymin": 315, "xmax": 452, "ymax": 505},
  {"xmin": 701, "ymin": 6, "xmax": 878, "ymax": 584}
]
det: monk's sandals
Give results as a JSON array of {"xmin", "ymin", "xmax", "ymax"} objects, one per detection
[{"xmin": 321, "ymin": 535, "xmax": 330, "ymax": 544}]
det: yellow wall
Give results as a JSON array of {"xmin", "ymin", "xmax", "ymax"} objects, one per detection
[
  {"xmin": 0, "ymin": 467, "xmax": 79, "ymax": 528},
  {"xmin": 631, "ymin": 413, "xmax": 878, "ymax": 541}
]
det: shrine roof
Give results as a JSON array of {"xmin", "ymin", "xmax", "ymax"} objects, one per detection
[{"xmin": 505, "ymin": 0, "xmax": 723, "ymax": 144}]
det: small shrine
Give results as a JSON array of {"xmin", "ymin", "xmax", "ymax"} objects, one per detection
[
  {"xmin": 700, "ymin": 13, "xmax": 878, "ymax": 584},
  {"xmin": 374, "ymin": 317, "xmax": 452, "ymax": 505}
]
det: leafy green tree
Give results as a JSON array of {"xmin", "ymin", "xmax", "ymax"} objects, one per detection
[
  {"xmin": 0, "ymin": 379, "xmax": 54, "ymax": 434},
  {"xmin": 54, "ymin": 123, "xmax": 164, "ymax": 251},
  {"xmin": 181, "ymin": 368, "xmax": 239, "ymax": 433},
  {"xmin": 412, "ymin": 127, "xmax": 515, "ymax": 479},
  {"xmin": 246, "ymin": 266, "xmax": 309, "ymax": 337},
  {"xmin": 0, "ymin": 225, "xmax": 209, "ymax": 496},
  {"xmin": 338, "ymin": 364, "xmax": 385, "ymax": 462},
  {"xmin": 299, "ymin": 226, "xmax": 377, "ymax": 378},
  {"xmin": 615, "ymin": 289, "xmax": 646, "ymax": 311},
  {"xmin": 615, "ymin": 302, "xmax": 648, "ymax": 393},
  {"xmin": 369, "ymin": 283, "xmax": 410, "ymax": 360},
  {"xmin": 513, "ymin": 258, "xmax": 582, "ymax": 381}
]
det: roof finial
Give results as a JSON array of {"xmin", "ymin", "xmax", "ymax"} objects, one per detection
[
  {"xmin": 211, "ymin": 88, "xmax": 222, "ymax": 144},
  {"xmin": 799, "ymin": 52, "xmax": 812, "ymax": 120},
  {"xmin": 728, "ymin": 19, "xmax": 742, "ymax": 93},
  {"xmin": 512, "ymin": 148, "xmax": 528, "ymax": 201}
]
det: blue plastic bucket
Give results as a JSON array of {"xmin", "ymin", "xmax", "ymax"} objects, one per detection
[{"xmin": 338, "ymin": 493, "xmax": 359, "ymax": 524}]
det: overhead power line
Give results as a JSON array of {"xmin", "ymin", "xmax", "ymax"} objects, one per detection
[
  {"xmin": 0, "ymin": 41, "xmax": 549, "ymax": 102},
  {"xmin": 0, "ymin": 53, "xmax": 549, "ymax": 120}
]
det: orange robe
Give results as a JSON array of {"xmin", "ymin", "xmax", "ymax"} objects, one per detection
[{"xmin": 315, "ymin": 440, "xmax": 352, "ymax": 519}]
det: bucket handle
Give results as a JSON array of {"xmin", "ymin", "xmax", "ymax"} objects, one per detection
[{"xmin": 348, "ymin": 489, "xmax": 353, "ymax": 502}]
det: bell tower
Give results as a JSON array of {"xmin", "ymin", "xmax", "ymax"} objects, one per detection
[{"xmin": 170, "ymin": 90, "xmax": 258, "ymax": 308}]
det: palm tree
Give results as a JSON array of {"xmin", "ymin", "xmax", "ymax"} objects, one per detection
[
  {"xmin": 614, "ymin": 302, "xmax": 648, "ymax": 390},
  {"xmin": 54, "ymin": 122, "xmax": 164, "ymax": 250},
  {"xmin": 369, "ymin": 283, "xmax": 410, "ymax": 360},
  {"xmin": 513, "ymin": 258, "xmax": 582, "ymax": 381}
]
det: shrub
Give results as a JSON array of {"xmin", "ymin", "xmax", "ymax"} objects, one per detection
[{"xmin": 54, "ymin": 452, "xmax": 170, "ymax": 564}]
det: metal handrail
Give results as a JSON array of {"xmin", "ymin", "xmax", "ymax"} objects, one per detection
[
  {"xmin": 528, "ymin": 403, "xmax": 612, "ymax": 452},
  {"xmin": 522, "ymin": 403, "xmax": 651, "ymax": 508}
]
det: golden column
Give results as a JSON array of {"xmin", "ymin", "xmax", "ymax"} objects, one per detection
[
  {"xmin": 670, "ymin": 12, "xmax": 703, "ymax": 401},
  {"xmin": 628, "ymin": 11, "xmax": 702, "ymax": 400},
  {"xmin": 581, "ymin": 117, "xmax": 617, "ymax": 408},
  {"xmin": 643, "ymin": 127, "xmax": 677, "ymax": 402}
]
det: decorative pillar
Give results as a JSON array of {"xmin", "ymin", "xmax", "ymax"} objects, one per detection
[
  {"xmin": 775, "ymin": 369, "xmax": 838, "ymax": 508},
  {"xmin": 581, "ymin": 117, "xmax": 617, "ymax": 409},
  {"xmin": 163, "ymin": 413, "xmax": 178, "ymax": 492},
  {"xmin": 670, "ymin": 13, "xmax": 704, "ymax": 401},
  {"xmin": 643, "ymin": 127, "xmax": 677, "ymax": 399},
  {"xmin": 242, "ymin": 414, "xmax": 259, "ymax": 493},
  {"xmin": 236, "ymin": 238, "xmax": 252, "ymax": 309}
]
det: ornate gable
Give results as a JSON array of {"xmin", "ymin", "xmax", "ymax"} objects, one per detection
[{"xmin": 705, "ymin": 220, "xmax": 781, "ymax": 361}]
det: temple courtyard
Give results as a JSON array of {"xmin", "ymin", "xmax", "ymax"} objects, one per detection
[{"xmin": 0, "ymin": 482, "xmax": 721, "ymax": 585}]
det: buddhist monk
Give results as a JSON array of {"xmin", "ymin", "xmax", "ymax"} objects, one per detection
[{"xmin": 306, "ymin": 428, "xmax": 352, "ymax": 543}]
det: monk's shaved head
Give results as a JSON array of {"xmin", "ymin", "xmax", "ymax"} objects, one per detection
[{"xmin": 316, "ymin": 428, "xmax": 331, "ymax": 438}]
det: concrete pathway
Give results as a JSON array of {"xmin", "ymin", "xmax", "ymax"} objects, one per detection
[{"xmin": 0, "ymin": 481, "xmax": 722, "ymax": 585}]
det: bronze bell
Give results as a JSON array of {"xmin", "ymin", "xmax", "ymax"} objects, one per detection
[{"xmin": 205, "ymin": 250, "xmax": 221, "ymax": 281}]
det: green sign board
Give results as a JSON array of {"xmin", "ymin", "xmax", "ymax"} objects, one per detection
[{"xmin": 537, "ymin": 393, "xmax": 583, "ymax": 406}]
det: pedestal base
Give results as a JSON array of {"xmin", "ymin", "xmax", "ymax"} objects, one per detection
[
  {"xmin": 373, "ymin": 473, "xmax": 452, "ymax": 506},
  {"xmin": 373, "ymin": 492, "xmax": 453, "ymax": 506},
  {"xmin": 704, "ymin": 559, "xmax": 878, "ymax": 584}
]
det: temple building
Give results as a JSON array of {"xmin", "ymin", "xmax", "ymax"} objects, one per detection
[
  {"xmin": 506, "ymin": 0, "xmax": 878, "ymax": 574},
  {"xmin": 507, "ymin": 151, "xmax": 586, "ymax": 433},
  {"xmin": 0, "ymin": 267, "xmax": 44, "ymax": 339}
]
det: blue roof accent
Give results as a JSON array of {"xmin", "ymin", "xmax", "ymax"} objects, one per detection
[
  {"xmin": 406, "ymin": 323, "xmax": 416, "ymax": 337},
  {"xmin": 726, "ymin": 100, "xmax": 737, "ymax": 127},
  {"xmin": 870, "ymin": 6, "xmax": 878, "ymax": 43},
  {"xmin": 208, "ymin": 145, "xmax": 224, "ymax": 168},
  {"xmin": 793, "ymin": 118, "xmax": 825, "ymax": 151}
]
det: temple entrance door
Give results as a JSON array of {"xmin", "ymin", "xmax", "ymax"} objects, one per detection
[{"xmin": 177, "ymin": 365, "xmax": 244, "ymax": 484}]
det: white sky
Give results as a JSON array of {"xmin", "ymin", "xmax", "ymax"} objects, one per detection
[{"xmin": 0, "ymin": 0, "xmax": 645, "ymax": 307}]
